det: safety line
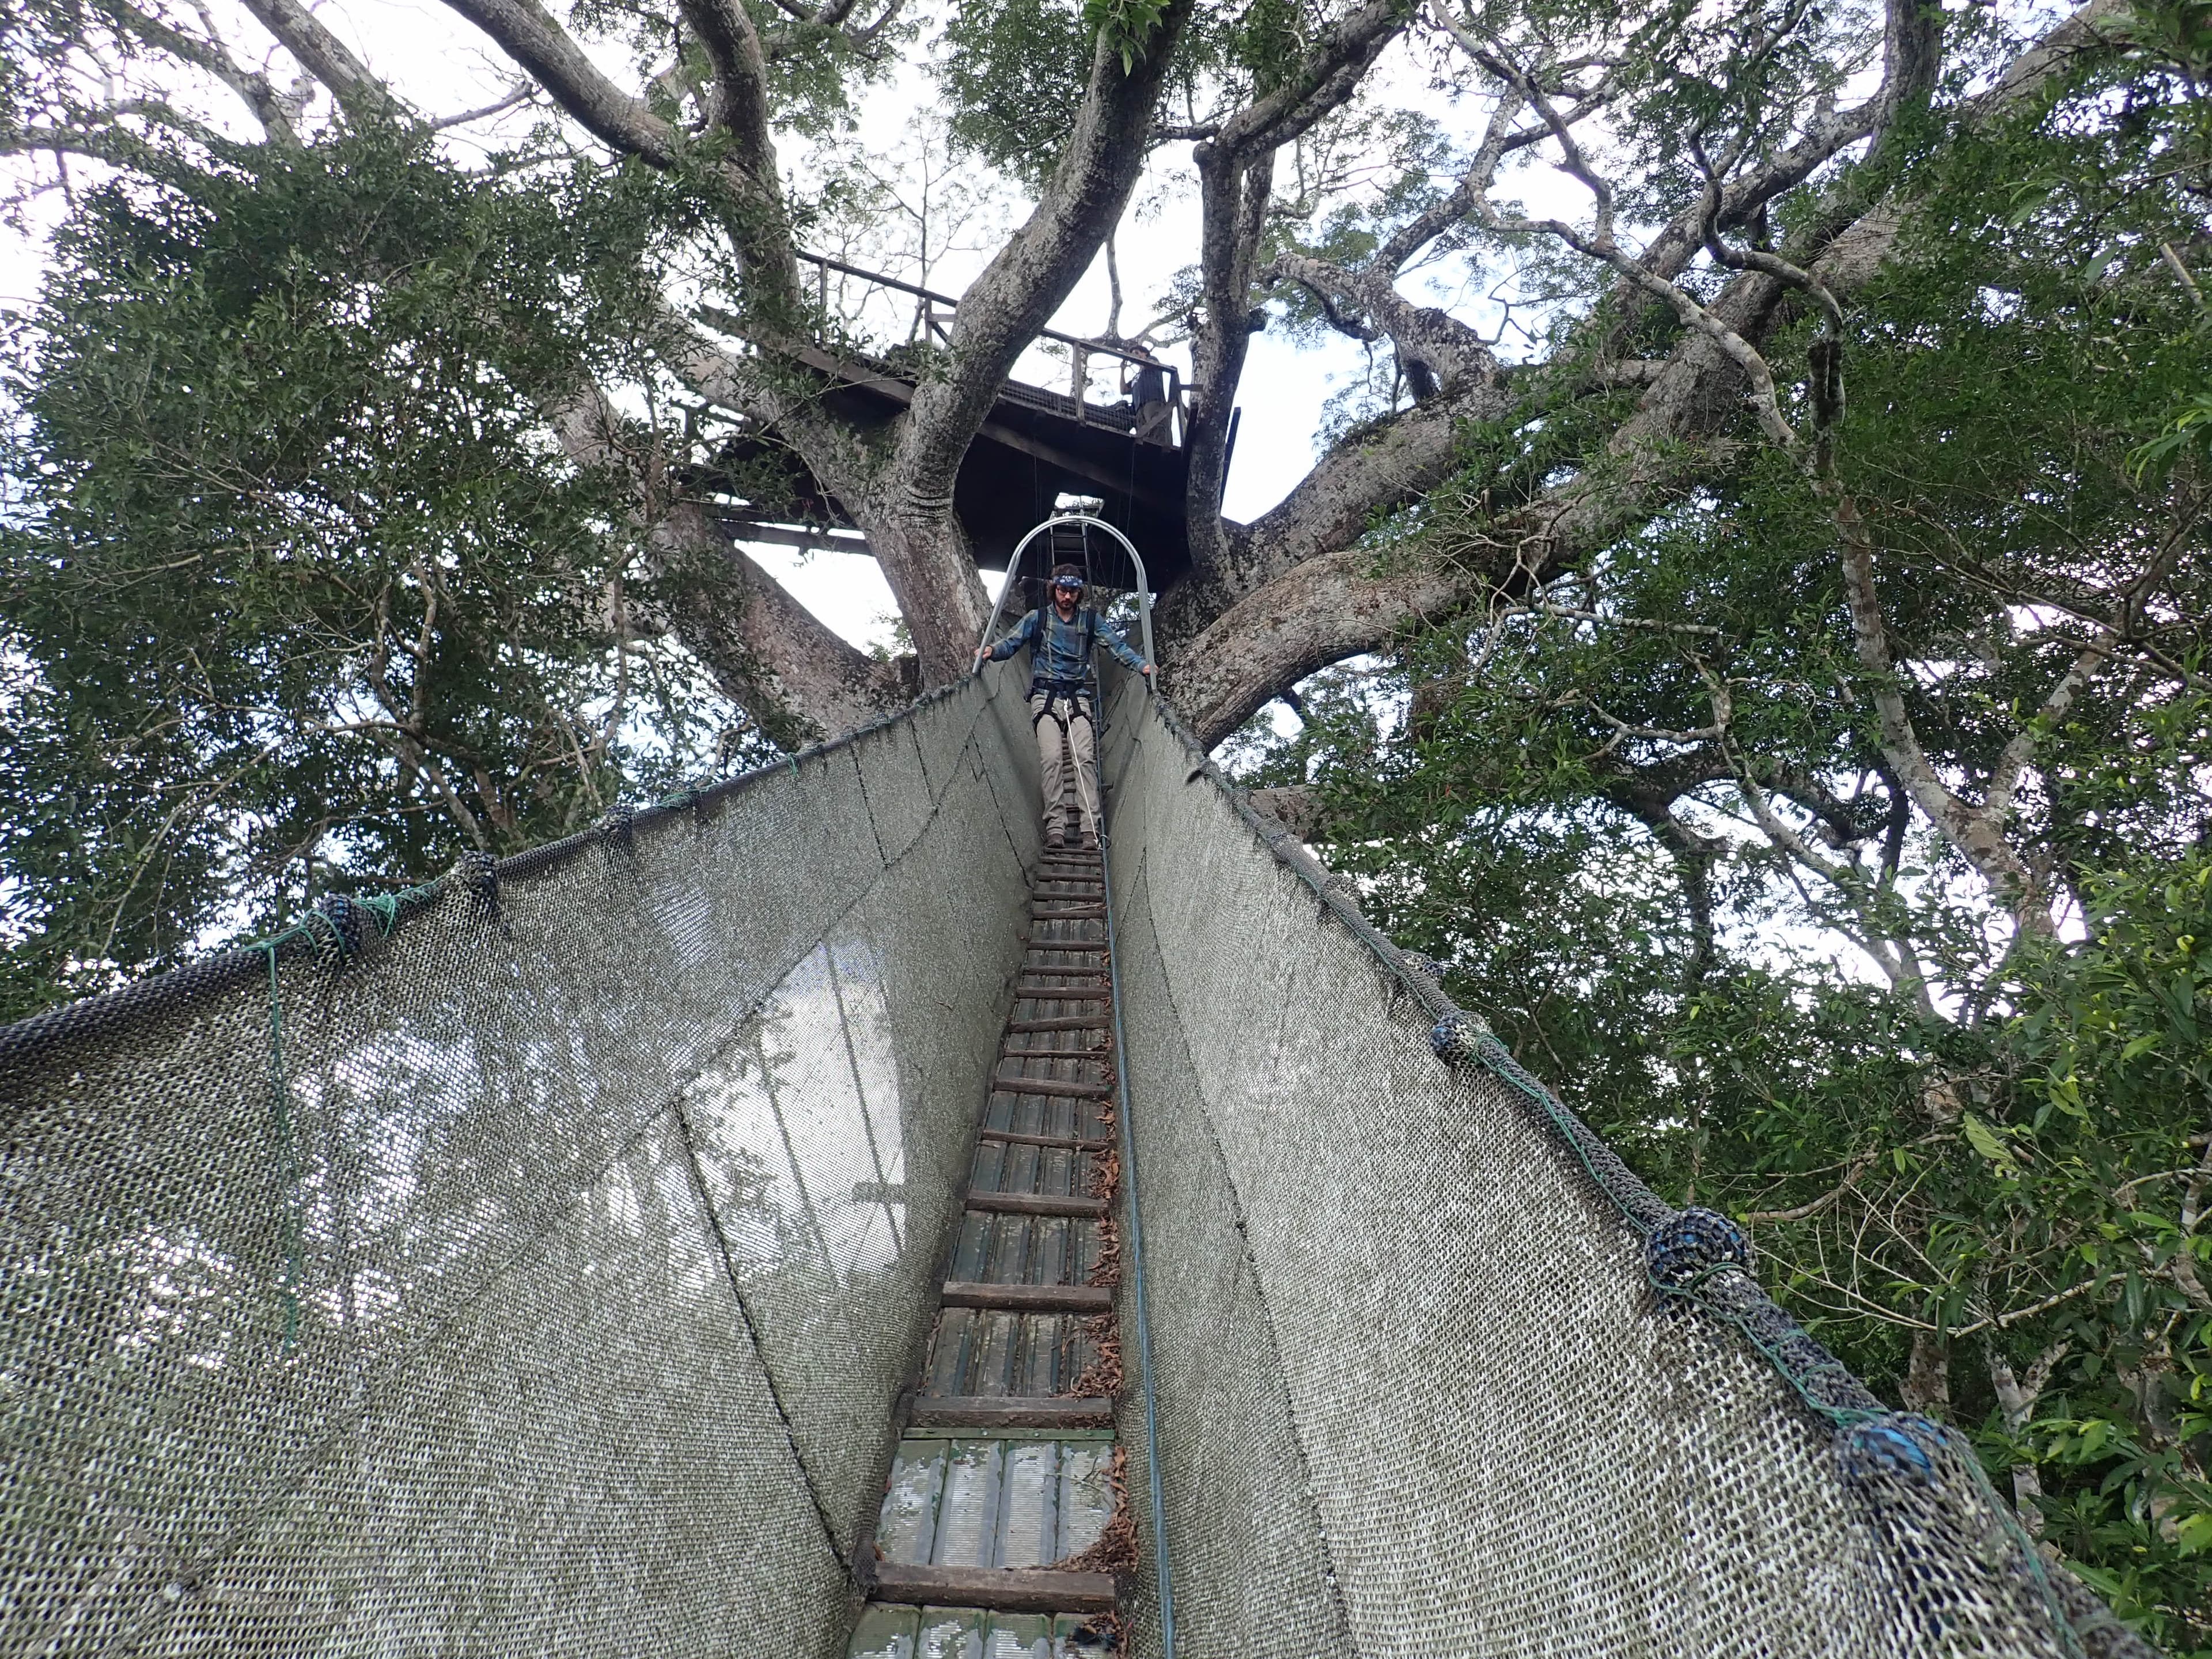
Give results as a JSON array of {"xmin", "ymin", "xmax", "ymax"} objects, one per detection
[{"xmin": 1094, "ymin": 675, "xmax": 1177, "ymax": 1658}]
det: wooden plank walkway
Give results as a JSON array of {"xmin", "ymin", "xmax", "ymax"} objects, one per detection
[{"xmin": 848, "ymin": 838, "xmax": 1130, "ymax": 1658}]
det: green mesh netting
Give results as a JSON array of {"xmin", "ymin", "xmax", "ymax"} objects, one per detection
[
  {"xmin": 1, "ymin": 659, "xmax": 2134, "ymax": 1658},
  {"xmin": 1, "ymin": 673, "xmax": 1044, "ymax": 1657},
  {"xmin": 1092, "ymin": 669, "xmax": 2117, "ymax": 1659}
]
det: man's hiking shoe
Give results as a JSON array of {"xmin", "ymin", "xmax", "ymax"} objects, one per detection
[{"xmin": 1046, "ymin": 830, "xmax": 1066, "ymax": 850}]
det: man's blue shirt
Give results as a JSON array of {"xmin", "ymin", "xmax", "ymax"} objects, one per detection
[{"xmin": 985, "ymin": 605, "xmax": 1146, "ymax": 691}]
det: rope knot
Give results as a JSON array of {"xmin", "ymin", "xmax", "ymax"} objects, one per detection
[
  {"xmin": 1645, "ymin": 1206, "xmax": 1751, "ymax": 1292},
  {"xmin": 1836, "ymin": 1412, "xmax": 1946, "ymax": 1490},
  {"xmin": 457, "ymin": 849, "xmax": 498, "ymax": 915},
  {"xmin": 1429, "ymin": 1010, "xmax": 1491, "ymax": 1063},
  {"xmin": 314, "ymin": 892, "xmax": 365, "ymax": 958}
]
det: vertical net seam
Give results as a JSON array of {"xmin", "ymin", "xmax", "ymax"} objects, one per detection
[
  {"xmin": 849, "ymin": 743, "xmax": 895, "ymax": 869},
  {"xmin": 673, "ymin": 1099, "xmax": 855, "ymax": 1577}
]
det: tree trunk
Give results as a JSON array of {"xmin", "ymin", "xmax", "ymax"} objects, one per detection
[
  {"xmin": 1903, "ymin": 1328, "xmax": 1952, "ymax": 1416},
  {"xmin": 850, "ymin": 498, "xmax": 994, "ymax": 685}
]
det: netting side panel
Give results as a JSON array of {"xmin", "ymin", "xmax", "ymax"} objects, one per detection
[
  {"xmin": 0, "ymin": 673, "xmax": 1032, "ymax": 1658},
  {"xmin": 681, "ymin": 684, "xmax": 1042, "ymax": 1554},
  {"xmin": 1100, "ymin": 838, "xmax": 1357, "ymax": 1659},
  {"xmin": 1099, "ymin": 678, "xmax": 1923, "ymax": 1659}
]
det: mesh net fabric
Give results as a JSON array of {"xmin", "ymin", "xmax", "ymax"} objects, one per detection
[
  {"xmin": 1, "ymin": 657, "xmax": 2129, "ymax": 1658},
  {"xmin": 1091, "ymin": 668, "xmax": 2101, "ymax": 1659},
  {"xmin": 1, "ymin": 672, "xmax": 1045, "ymax": 1658}
]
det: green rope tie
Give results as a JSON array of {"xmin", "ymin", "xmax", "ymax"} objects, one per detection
[{"xmin": 243, "ymin": 877, "xmax": 440, "ymax": 1354}]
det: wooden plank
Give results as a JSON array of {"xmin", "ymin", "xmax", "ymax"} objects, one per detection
[
  {"xmin": 941, "ymin": 1282, "xmax": 1114, "ymax": 1313},
  {"xmin": 869, "ymin": 1564, "xmax": 1118, "ymax": 1614},
  {"xmin": 992, "ymin": 1074, "xmax": 1111, "ymax": 1100},
  {"xmin": 1031, "ymin": 906, "xmax": 1107, "ymax": 919},
  {"xmin": 714, "ymin": 518, "xmax": 871, "ymax": 556},
  {"xmin": 1014, "ymin": 989, "xmax": 1112, "ymax": 1002},
  {"xmin": 1007, "ymin": 1017, "xmax": 1111, "ymax": 1032},
  {"xmin": 978, "ymin": 1128, "xmax": 1113, "ymax": 1150},
  {"xmin": 1002, "ymin": 1044, "xmax": 1107, "ymax": 1059},
  {"xmin": 910, "ymin": 1396, "xmax": 1115, "ymax": 1430},
  {"xmin": 967, "ymin": 1190, "xmax": 1107, "ymax": 1218}
]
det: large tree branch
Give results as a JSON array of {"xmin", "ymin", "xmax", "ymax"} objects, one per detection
[
  {"xmin": 1184, "ymin": 143, "xmax": 1275, "ymax": 563},
  {"xmin": 1181, "ymin": 1, "xmax": 1416, "ymax": 568},
  {"xmin": 546, "ymin": 379, "xmax": 903, "ymax": 742},
  {"xmin": 675, "ymin": 0, "xmax": 803, "ymax": 306},
  {"xmin": 1213, "ymin": 0, "xmax": 1415, "ymax": 163},
  {"xmin": 232, "ymin": 0, "xmax": 397, "ymax": 123},
  {"xmin": 1267, "ymin": 249, "xmax": 1505, "ymax": 396},
  {"xmin": 434, "ymin": 0, "xmax": 676, "ymax": 161},
  {"xmin": 656, "ymin": 505, "xmax": 914, "ymax": 743},
  {"xmin": 1373, "ymin": 77, "xmax": 1536, "ymax": 272},
  {"xmin": 108, "ymin": 0, "xmax": 302, "ymax": 142},
  {"xmin": 897, "ymin": 1, "xmax": 1199, "ymax": 499},
  {"xmin": 680, "ymin": 311, "xmax": 879, "ymax": 502},
  {"xmin": 1168, "ymin": 0, "xmax": 2125, "ymax": 744},
  {"xmin": 1160, "ymin": 392, "xmax": 1472, "ymax": 664}
]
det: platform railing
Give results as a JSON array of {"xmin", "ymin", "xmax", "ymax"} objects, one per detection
[{"xmin": 797, "ymin": 249, "xmax": 1186, "ymax": 448}]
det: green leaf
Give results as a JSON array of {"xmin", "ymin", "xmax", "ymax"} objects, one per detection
[{"xmin": 1962, "ymin": 1113, "xmax": 2020, "ymax": 1174}]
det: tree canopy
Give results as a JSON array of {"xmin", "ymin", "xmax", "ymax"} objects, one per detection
[{"xmin": 3, "ymin": 0, "xmax": 2209, "ymax": 1642}]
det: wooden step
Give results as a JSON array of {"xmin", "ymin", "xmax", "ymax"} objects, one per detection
[
  {"xmin": 1007, "ymin": 1017, "xmax": 1111, "ymax": 1033},
  {"xmin": 1020, "ymin": 964, "xmax": 1109, "ymax": 976},
  {"xmin": 869, "ymin": 1564, "xmax": 1117, "ymax": 1614},
  {"xmin": 1014, "ymin": 988, "xmax": 1113, "ymax": 1002},
  {"xmin": 966, "ymin": 1190, "xmax": 1108, "ymax": 1218},
  {"xmin": 941, "ymin": 1281, "xmax": 1113, "ymax": 1313},
  {"xmin": 991, "ymin": 1074, "xmax": 1111, "ymax": 1100},
  {"xmin": 909, "ymin": 1395, "xmax": 1115, "ymax": 1431},
  {"xmin": 978, "ymin": 1128, "xmax": 1113, "ymax": 1151},
  {"xmin": 1001, "ymin": 1044, "xmax": 1106, "ymax": 1060}
]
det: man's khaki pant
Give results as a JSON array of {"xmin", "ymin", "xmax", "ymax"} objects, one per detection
[{"xmin": 1029, "ymin": 690, "xmax": 1101, "ymax": 842}]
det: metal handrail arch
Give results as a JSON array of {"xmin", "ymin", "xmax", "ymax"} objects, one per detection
[{"xmin": 976, "ymin": 513, "xmax": 1155, "ymax": 670}]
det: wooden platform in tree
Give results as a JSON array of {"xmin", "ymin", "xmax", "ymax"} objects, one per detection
[{"xmin": 710, "ymin": 255, "xmax": 1195, "ymax": 589}]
